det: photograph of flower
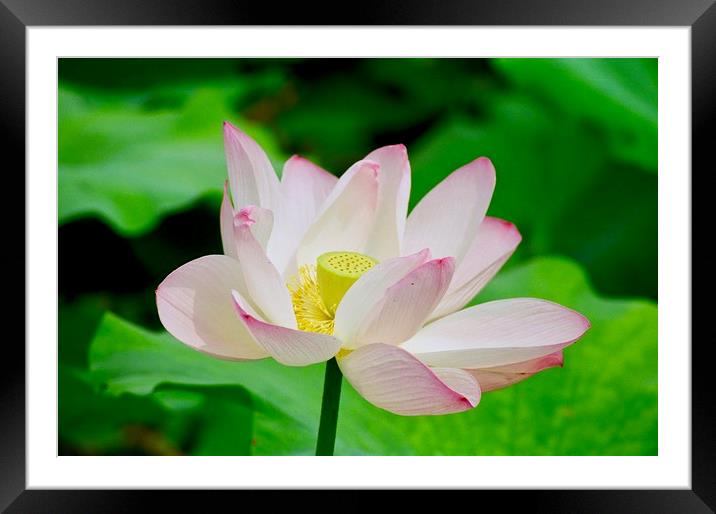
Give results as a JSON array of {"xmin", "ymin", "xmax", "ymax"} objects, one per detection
[{"xmin": 58, "ymin": 58, "xmax": 657, "ymax": 456}]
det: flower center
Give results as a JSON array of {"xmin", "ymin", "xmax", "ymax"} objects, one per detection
[
  {"xmin": 288, "ymin": 251, "xmax": 377, "ymax": 335},
  {"xmin": 316, "ymin": 251, "xmax": 378, "ymax": 311}
]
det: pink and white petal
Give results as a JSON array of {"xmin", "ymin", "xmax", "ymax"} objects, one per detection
[
  {"xmin": 232, "ymin": 291, "xmax": 341, "ymax": 366},
  {"xmin": 432, "ymin": 367, "xmax": 482, "ymax": 407},
  {"xmin": 402, "ymin": 298, "xmax": 590, "ymax": 368},
  {"xmin": 430, "ymin": 217, "xmax": 522, "ymax": 320},
  {"xmin": 220, "ymin": 182, "xmax": 237, "ymax": 260},
  {"xmin": 338, "ymin": 343, "xmax": 479, "ymax": 416},
  {"xmin": 429, "ymin": 252, "xmax": 514, "ymax": 322},
  {"xmin": 233, "ymin": 221, "xmax": 296, "ymax": 328},
  {"xmin": 295, "ymin": 160, "xmax": 380, "ymax": 267},
  {"xmin": 466, "ymin": 352, "xmax": 564, "ymax": 392},
  {"xmin": 452, "ymin": 216, "xmax": 522, "ymax": 289},
  {"xmin": 353, "ymin": 257, "xmax": 455, "ymax": 347},
  {"xmin": 403, "ymin": 157, "xmax": 496, "ymax": 264},
  {"xmin": 362, "ymin": 145, "xmax": 411, "ymax": 261},
  {"xmin": 272, "ymin": 156, "xmax": 338, "ymax": 276},
  {"xmin": 334, "ymin": 249, "xmax": 430, "ymax": 348},
  {"xmin": 156, "ymin": 255, "xmax": 266, "ymax": 360},
  {"xmin": 281, "ymin": 155, "xmax": 337, "ymax": 225},
  {"xmin": 236, "ymin": 205, "xmax": 274, "ymax": 253},
  {"xmin": 223, "ymin": 121, "xmax": 282, "ymax": 212}
]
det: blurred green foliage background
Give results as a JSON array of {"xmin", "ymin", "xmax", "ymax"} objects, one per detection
[{"xmin": 59, "ymin": 58, "xmax": 657, "ymax": 456}]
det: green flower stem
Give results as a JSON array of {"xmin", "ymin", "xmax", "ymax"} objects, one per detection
[{"xmin": 315, "ymin": 357, "xmax": 343, "ymax": 456}]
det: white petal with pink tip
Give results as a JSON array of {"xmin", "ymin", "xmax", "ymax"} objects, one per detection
[
  {"xmin": 232, "ymin": 291, "xmax": 341, "ymax": 366},
  {"xmin": 402, "ymin": 298, "xmax": 589, "ymax": 368},
  {"xmin": 223, "ymin": 121, "xmax": 282, "ymax": 213},
  {"xmin": 431, "ymin": 216, "xmax": 522, "ymax": 320},
  {"xmin": 466, "ymin": 352, "xmax": 564, "ymax": 392},
  {"xmin": 351, "ymin": 257, "xmax": 455, "ymax": 347},
  {"xmin": 233, "ymin": 221, "xmax": 296, "ymax": 328},
  {"xmin": 403, "ymin": 157, "xmax": 496, "ymax": 264},
  {"xmin": 236, "ymin": 205, "xmax": 274, "ymax": 253},
  {"xmin": 296, "ymin": 160, "xmax": 380, "ymax": 267},
  {"xmin": 338, "ymin": 343, "xmax": 479, "ymax": 416},
  {"xmin": 333, "ymin": 250, "xmax": 430, "ymax": 348},
  {"xmin": 276, "ymin": 156, "xmax": 338, "ymax": 276},
  {"xmin": 281, "ymin": 155, "xmax": 337, "ymax": 232},
  {"xmin": 220, "ymin": 182, "xmax": 238, "ymax": 260},
  {"xmin": 156, "ymin": 255, "xmax": 266, "ymax": 360},
  {"xmin": 362, "ymin": 145, "xmax": 411, "ymax": 261}
]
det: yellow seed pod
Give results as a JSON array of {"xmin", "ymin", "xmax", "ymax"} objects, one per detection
[{"xmin": 316, "ymin": 251, "xmax": 378, "ymax": 311}]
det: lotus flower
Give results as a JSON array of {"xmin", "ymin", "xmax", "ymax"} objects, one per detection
[{"xmin": 156, "ymin": 121, "xmax": 590, "ymax": 418}]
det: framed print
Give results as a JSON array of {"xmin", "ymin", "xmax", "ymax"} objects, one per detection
[{"xmin": 4, "ymin": 0, "xmax": 712, "ymax": 510}]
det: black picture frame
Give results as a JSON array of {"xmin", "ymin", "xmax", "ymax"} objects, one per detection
[{"xmin": 4, "ymin": 0, "xmax": 711, "ymax": 511}]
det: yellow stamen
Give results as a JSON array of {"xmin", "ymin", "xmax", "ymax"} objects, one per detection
[
  {"xmin": 288, "ymin": 265, "xmax": 335, "ymax": 335},
  {"xmin": 288, "ymin": 251, "xmax": 377, "ymax": 338}
]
